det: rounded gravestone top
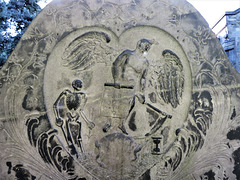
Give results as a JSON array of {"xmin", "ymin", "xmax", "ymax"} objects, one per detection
[{"xmin": 0, "ymin": 0, "xmax": 240, "ymax": 179}]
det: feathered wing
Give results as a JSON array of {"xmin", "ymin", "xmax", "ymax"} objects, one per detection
[
  {"xmin": 154, "ymin": 49, "xmax": 184, "ymax": 108},
  {"xmin": 62, "ymin": 31, "xmax": 112, "ymax": 71}
]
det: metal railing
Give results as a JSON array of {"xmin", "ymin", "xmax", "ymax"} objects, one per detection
[{"xmin": 212, "ymin": 8, "xmax": 240, "ymax": 36}]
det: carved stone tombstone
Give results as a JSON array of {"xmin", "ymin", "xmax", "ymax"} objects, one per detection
[{"xmin": 1, "ymin": 0, "xmax": 240, "ymax": 179}]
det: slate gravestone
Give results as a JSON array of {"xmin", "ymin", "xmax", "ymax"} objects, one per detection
[{"xmin": 0, "ymin": 0, "xmax": 240, "ymax": 179}]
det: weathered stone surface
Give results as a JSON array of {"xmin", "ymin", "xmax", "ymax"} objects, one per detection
[{"xmin": 0, "ymin": 0, "xmax": 240, "ymax": 179}]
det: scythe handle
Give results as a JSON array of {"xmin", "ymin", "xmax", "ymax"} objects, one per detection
[{"xmin": 145, "ymin": 102, "xmax": 172, "ymax": 119}]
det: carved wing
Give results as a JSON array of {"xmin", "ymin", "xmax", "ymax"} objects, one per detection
[
  {"xmin": 153, "ymin": 49, "xmax": 184, "ymax": 108},
  {"xmin": 62, "ymin": 31, "xmax": 112, "ymax": 71}
]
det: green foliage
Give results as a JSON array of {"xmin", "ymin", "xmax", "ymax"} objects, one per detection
[{"xmin": 0, "ymin": 0, "xmax": 42, "ymax": 67}]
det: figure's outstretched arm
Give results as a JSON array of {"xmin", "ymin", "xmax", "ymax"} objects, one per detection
[
  {"xmin": 79, "ymin": 93, "xmax": 87, "ymax": 110},
  {"xmin": 112, "ymin": 50, "xmax": 130, "ymax": 84},
  {"xmin": 78, "ymin": 93, "xmax": 95, "ymax": 129}
]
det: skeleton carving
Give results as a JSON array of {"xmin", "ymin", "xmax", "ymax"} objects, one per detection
[{"xmin": 53, "ymin": 79, "xmax": 95, "ymax": 158}]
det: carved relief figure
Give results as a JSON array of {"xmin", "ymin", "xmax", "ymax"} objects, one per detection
[
  {"xmin": 111, "ymin": 39, "xmax": 151, "ymax": 94},
  {"xmin": 103, "ymin": 39, "xmax": 172, "ymax": 134},
  {"xmin": 53, "ymin": 79, "xmax": 95, "ymax": 157},
  {"xmin": 103, "ymin": 39, "xmax": 151, "ymax": 134}
]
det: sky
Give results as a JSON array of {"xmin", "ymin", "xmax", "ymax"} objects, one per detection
[
  {"xmin": 38, "ymin": 0, "xmax": 52, "ymax": 8},
  {"xmin": 187, "ymin": 0, "xmax": 240, "ymax": 36},
  {"xmin": 38, "ymin": 0, "xmax": 240, "ymax": 36}
]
